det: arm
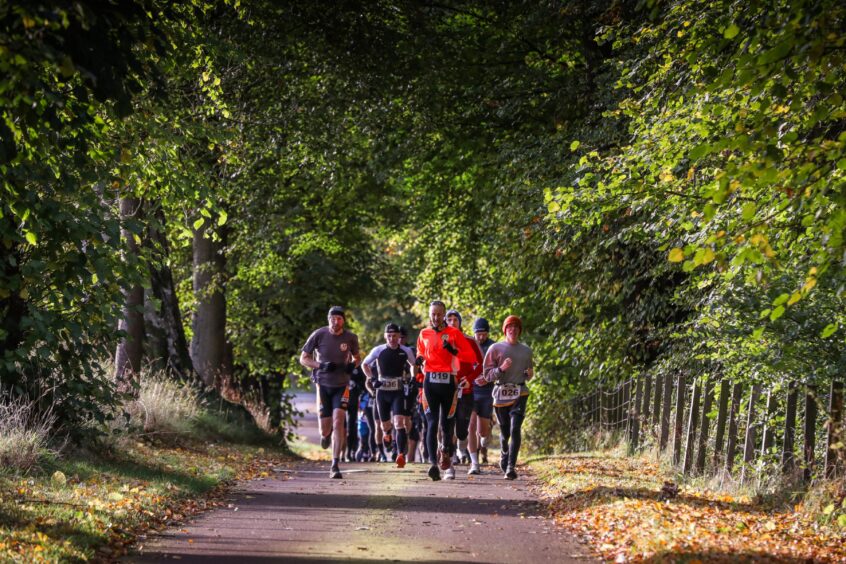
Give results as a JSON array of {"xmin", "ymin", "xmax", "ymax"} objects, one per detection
[
  {"xmin": 482, "ymin": 347, "xmax": 500, "ymax": 383},
  {"xmin": 299, "ymin": 350, "xmax": 320, "ymax": 370}
]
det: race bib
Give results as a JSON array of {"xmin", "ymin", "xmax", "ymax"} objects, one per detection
[
  {"xmin": 428, "ymin": 372, "xmax": 452, "ymax": 384},
  {"xmin": 380, "ymin": 378, "xmax": 400, "ymax": 391},
  {"xmin": 494, "ymin": 383, "xmax": 521, "ymax": 404}
]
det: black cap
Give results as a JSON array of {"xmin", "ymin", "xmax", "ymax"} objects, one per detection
[
  {"xmin": 398, "ymin": 326, "xmax": 408, "ymax": 337},
  {"xmin": 384, "ymin": 322, "xmax": 400, "ymax": 334},
  {"xmin": 328, "ymin": 306, "xmax": 345, "ymax": 318},
  {"xmin": 473, "ymin": 317, "xmax": 490, "ymax": 333},
  {"xmin": 446, "ymin": 309, "xmax": 462, "ymax": 326}
]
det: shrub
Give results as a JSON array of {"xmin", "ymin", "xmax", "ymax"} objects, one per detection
[{"xmin": 0, "ymin": 395, "xmax": 57, "ymax": 473}]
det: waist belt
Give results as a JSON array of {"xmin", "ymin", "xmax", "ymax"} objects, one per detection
[{"xmin": 425, "ymin": 372, "xmax": 453, "ymax": 377}]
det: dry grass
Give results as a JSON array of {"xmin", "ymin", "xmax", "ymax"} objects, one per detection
[{"xmin": 0, "ymin": 395, "xmax": 57, "ymax": 473}]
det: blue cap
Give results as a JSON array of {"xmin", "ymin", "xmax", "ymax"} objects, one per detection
[
  {"xmin": 472, "ymin": 317, "xmax": 490, "ymax": 333},
  {"xmin": 446, "ymin": 309, "xmax": 462, "ymax": 327}
]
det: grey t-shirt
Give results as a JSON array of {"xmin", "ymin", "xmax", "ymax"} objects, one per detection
[
  {"xmin": 302, "ymin": 327, "xmax": 360, "ymax": 387},
  {"xmin": 483, "ymin": 341, "xmax": 533, "ymax": 393}
]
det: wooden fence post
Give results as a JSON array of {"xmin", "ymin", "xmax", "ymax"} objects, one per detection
[
  {"xmin": 653, "ymin": 372, "xmax": 663, "ymax": 427},
  {"xmin": 761, "ymin": 388, "xmax": 778, "ymax": 456},
  {"xmin": 659, "ymin": 372, "xmax": 673, "ymax": 452},
  {"xmin": 804, "ymin": 385, "xmax": 817, "ymax": 482},
  {"xmin": 673, "ymin": 373, "xmax": 687, "ymax": 465},
  {"xmin": 623, "ymin": 379, "xmax": 632, "ymax": 435},
  {"xmin": 630, "ymin": 377, "xmax": 644, "ymax": 452},
  {"xmin": 725, "ymin": 382, "xmax": 743, "ymax": 473},
  {"xmin": 695, "ymin": 377, "xmax": 715, "ymax": 475},
  {"xmin": 713, "ymin": 379, "xmax": 730, "ymax": 467},
  {"xmin": 642, "ymin": 374, "xmax": 652, "ymax": 427},
  {"xmin": 741, "ymin": 383, "xmax": 762, "ymax": 485},
  {"xmin": 683, "ymin": 377, "xmax": 702, "ymax": 474},
  {"xmin": 825, "ymin": 379, "xmax": 844, "ymax": 479},
  {"xmin": 781, "ymin": 381, "xmax": 798, "ymax": 472}
]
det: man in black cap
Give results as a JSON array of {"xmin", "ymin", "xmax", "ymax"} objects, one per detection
[
  {"xmin": 471, "ymin": 317, "xmax": 496, "ymax": 468},
  {"xmin": 362, "ymin": 323, "xmax": 417, "ymax": 469},
  {"xmin": 300, "ymin": 306, "xmax": 361, "ymax": 479}
]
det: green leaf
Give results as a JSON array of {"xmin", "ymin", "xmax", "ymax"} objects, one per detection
[
  {"xmin": 24, "ymin": 231, "xmax": 37, "ymax": 245},
  {"xmin": 193, "ymin": 217, "xmax": 205, "ymax": 230},
  {"xmin": 723, "ymin": 24, "xmax": 740, "ymax": 39},
  {"xmin": 770, "ymin": 305, "xmax": 785, "ymax": 321},
  {"xmin": 772, "ymin": 293, "xmax": 789, "ymax": 307},
  {"xmin": 821, "ymin": 323, "xmax": 838, "ymax": 338},
  {"xmin": 668, "ymin": 248, "xmax": 684, "ymax": 262},
  {"xmin": 218, "ymin": 210, "xmax": 228, "ymax": 226},
  {"xmin": 742, "ymin": 202, "xmax": 756, "ymax": 221},
  {"xmin": 569, "ymin": 140, "xmax": 580, "ymax": 152},
  {"xmin": 823, "ymin": 503, "xmax": 835, "ymax": 516}
]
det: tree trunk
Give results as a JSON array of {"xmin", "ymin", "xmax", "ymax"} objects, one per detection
[
  {"xmin": 191, "ymin": 219, "xmax": 227, "ymax": 388},
  {"xmin": 713, "ymin": 379, "xmax": 730, "ymax": 467},
  {"xmin": 740, "ymin": 383, "xmax": 762, "ymax": 485},
  {"xmin": 725, "ymin": 382, "xmax": 743, "ymax": 473},
  {"xmin": 804, "ymin": 385, "xmax": 817, "ymax": 482},
  {"xmin": 781, "ymin": 381, "xmax": 798, "ymax": 472},
  {"xmin": 695, "ymin": 377, "xmax": 714, "ymax": 475},
  {"xmin": 825, "ymin": 379, "xmax": 844, "ymax": 479},
  {"xmin": 659, "ymin": 372, "xmax": 673, "ymax": 452},
  {"xmin": 683, "ymin": 377, "xmax": 701, "ymax": 474},
  {"xmin": 672, "ymin": 373, "xmax": 686, "ymax": 465},
  {"xmin": 114, "ymin": 196, "xmax": 145, "ymax": 390},
  {"xmin": 144, "ymin": 205, "xmax": 194, "ymax": 379}
]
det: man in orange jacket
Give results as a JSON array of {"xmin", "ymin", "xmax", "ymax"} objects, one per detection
[{"xmin": 416, "ymin": 300, "xmax": 477, "ymax": 481}]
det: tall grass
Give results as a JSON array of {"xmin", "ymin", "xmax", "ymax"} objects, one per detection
[
  {"xmin": 0, "ymin": 395, "xmax": 57, "ymax": 472},
  {"xmin": 121, "ymin": 372, "xmax": 202, "ymax": 434}
]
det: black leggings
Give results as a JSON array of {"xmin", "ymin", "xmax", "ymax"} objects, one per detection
[
  {"xmin": 423, "ymin": 375, "xmax": 457, "ymax": 464},
  {"xmin": 496, "ymin": 395, "xmax": 529, "ymax": 468},
  {"xmin": 454, "ymin": 393, "xmax": 474, "ymax": 441},
  {"xmin": 363, "ymin": 402, "xmax": 378, "ymax": 455},
  {"xmin": 346, "ymin": 389, "xmax": 361, "ymax": 453}
]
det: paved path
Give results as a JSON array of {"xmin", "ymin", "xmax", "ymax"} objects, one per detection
[{"xmin": 128, "ymin": 392, "xmax": 592, "ymax": 563}]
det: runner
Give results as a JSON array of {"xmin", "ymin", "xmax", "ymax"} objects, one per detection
[
  {"xmin": 482, "ymin": 315, "xmax": 533, "ymax": 480},
  {"xmin": 345, "ymin": 364, "xmax": 366, "ymax": 462},
  {"xmin": 445, "ymin": 310, "xmax": 483, "ymax": 475},
  {"xmin": 470, "ymin": 317, "xmax": 496, "ymax": 469},
  {"xmin": 417, "ymin": 300, "xmax": 476, "ymax": 481},
  {"xmin": 399, "ymin": 326, "xmax": 422, "ymax": 463},
  {"xmin": 299, "ymin": 306, "xmax": 361, "ymax": 479},
  {"xmin": 362, "ymin": 323, "xmax": 416, "ymax": 469}
]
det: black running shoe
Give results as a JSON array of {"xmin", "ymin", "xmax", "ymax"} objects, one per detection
[
  {"xmin": 330, "ymin": 465, "xmax": 343, "ymax": 479},
  {"xmin": 428, "ymin": 464, "xmax": 441, "ymax": 481},
  {"xmin": 321, "ymin": 435, "xmax": 331, "ymax": 449},
  {"xmin": 500, "ymin": 451, "xmax": 509, "ymax": 473},
  {"xmin": 505, "ymin": 466, "xmax": 517, "ymax": 480}
]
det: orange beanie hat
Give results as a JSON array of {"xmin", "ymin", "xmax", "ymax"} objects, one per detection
[{"xmin": 502, "ymin": 315, "xmax": 523, "ymax": 335}]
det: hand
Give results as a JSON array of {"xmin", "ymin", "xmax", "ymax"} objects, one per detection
[
  {"xmin": 442, "ymin": 340, "xmax": 458, "ymax": 355},
  {"xmin": 499, "ymin": 358, "xmax": 512, "ymax": 372},
  {"xmin": 474, "ymin": 375, "xmax": 487, "ymax": 387},
  {"xmin": 345, "ymin": 362, "xmax": 357, "ymax": 374},
  {"xmin": 349, "ymin": 380, "xmax": 357, "ymax": 390},
  {"xmin": 458, "ymin": 378, "xmax": 470, "ymax": 391},
  {"xmin": 415, "ymin": 356, "xmax": 425, "ymax": 367},
  {"xmin": 370, "ymin": 378, "xmax": 383, "ymax": 389},
  {"xmin": 319, "ymin": 361, "xmax": 337, "ymax": 371}
]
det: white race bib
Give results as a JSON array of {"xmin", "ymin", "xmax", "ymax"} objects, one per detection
[
  {"xmin": 494, "ymin": 383, "xmax": 521, "ymax": 404},
  {"xmin": 380, "ymin": 378, "xmax": 400, "ymax": 391},
  {"xmin": 428, "ymin": 372, "xmax": 452, "ymax": 384}
]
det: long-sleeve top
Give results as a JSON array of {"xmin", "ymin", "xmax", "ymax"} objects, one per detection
[
  {"xmin": 482, "ymin": 341, "xmax": 534, "ymax": 395},
  {"xmin": 417, "ymin": 324, "xmax": 477, "ymax": 374}
]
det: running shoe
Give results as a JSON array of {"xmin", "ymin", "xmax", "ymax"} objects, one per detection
[
  {"xmin": 505, "ymin": 466, "xmax": 517, "ymax": 480},
  {"xmin": 452, "ymin": 453, "xmax": 460, "ymax": 466},
  {"xmin": 428, "ymin": 464, "xmax": 441, "ymax": 481},
  {"xmin": 330, "ymin": 465, "xmax": 343, "ymax": 479},
  {"xmin": 438, "ymin": 448, "xmax": 451, "ymax": 471},
  {"xmin": 468, "ymin": 463, "xmax": 481, "ymax": 476},
  {"xmin": 444, "ymin": 465, "xmax": 456, "ymax": 480},
  {"xmin": 321, "ymin": 434, "xmax": 331, "ymax": 449},
  {"xmin": 500, "ymin": 451, "xmax": 509, "ymax": 473},
  {"xmin": 396, "ymin": 453, "xmax": 406, "ymax": 469}
]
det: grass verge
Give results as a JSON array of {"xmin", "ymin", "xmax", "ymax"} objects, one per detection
[{"xmin": 529, "ymin": 451, "xmax": 846, "ymax": 562}]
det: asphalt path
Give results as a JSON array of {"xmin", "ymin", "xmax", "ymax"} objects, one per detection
[{"xmin": 128, "ymin": 391, "xmax": 592, "ymax": 563}]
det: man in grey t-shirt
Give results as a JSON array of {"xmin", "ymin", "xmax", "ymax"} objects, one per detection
[
  {"xmin": 482, "ymin": 315, "xmax": 533, "ymax": 480},
  {"xmin": 300, "ymin": 306, "xmax": 361, "ymax": 479}
]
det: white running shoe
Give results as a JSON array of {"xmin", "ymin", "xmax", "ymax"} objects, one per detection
[
  {"xmin": 468, "ymin": 463, "xmax": 481, "ymax": 476},
  {"xmin": 444, "ymin": 466, "xmax": 456, "ymax": 480}
]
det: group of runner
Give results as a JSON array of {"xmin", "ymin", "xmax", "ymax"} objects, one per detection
[{"xmin": 299, "ymin": 301, "xmax": 533, "ymax": 482}]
